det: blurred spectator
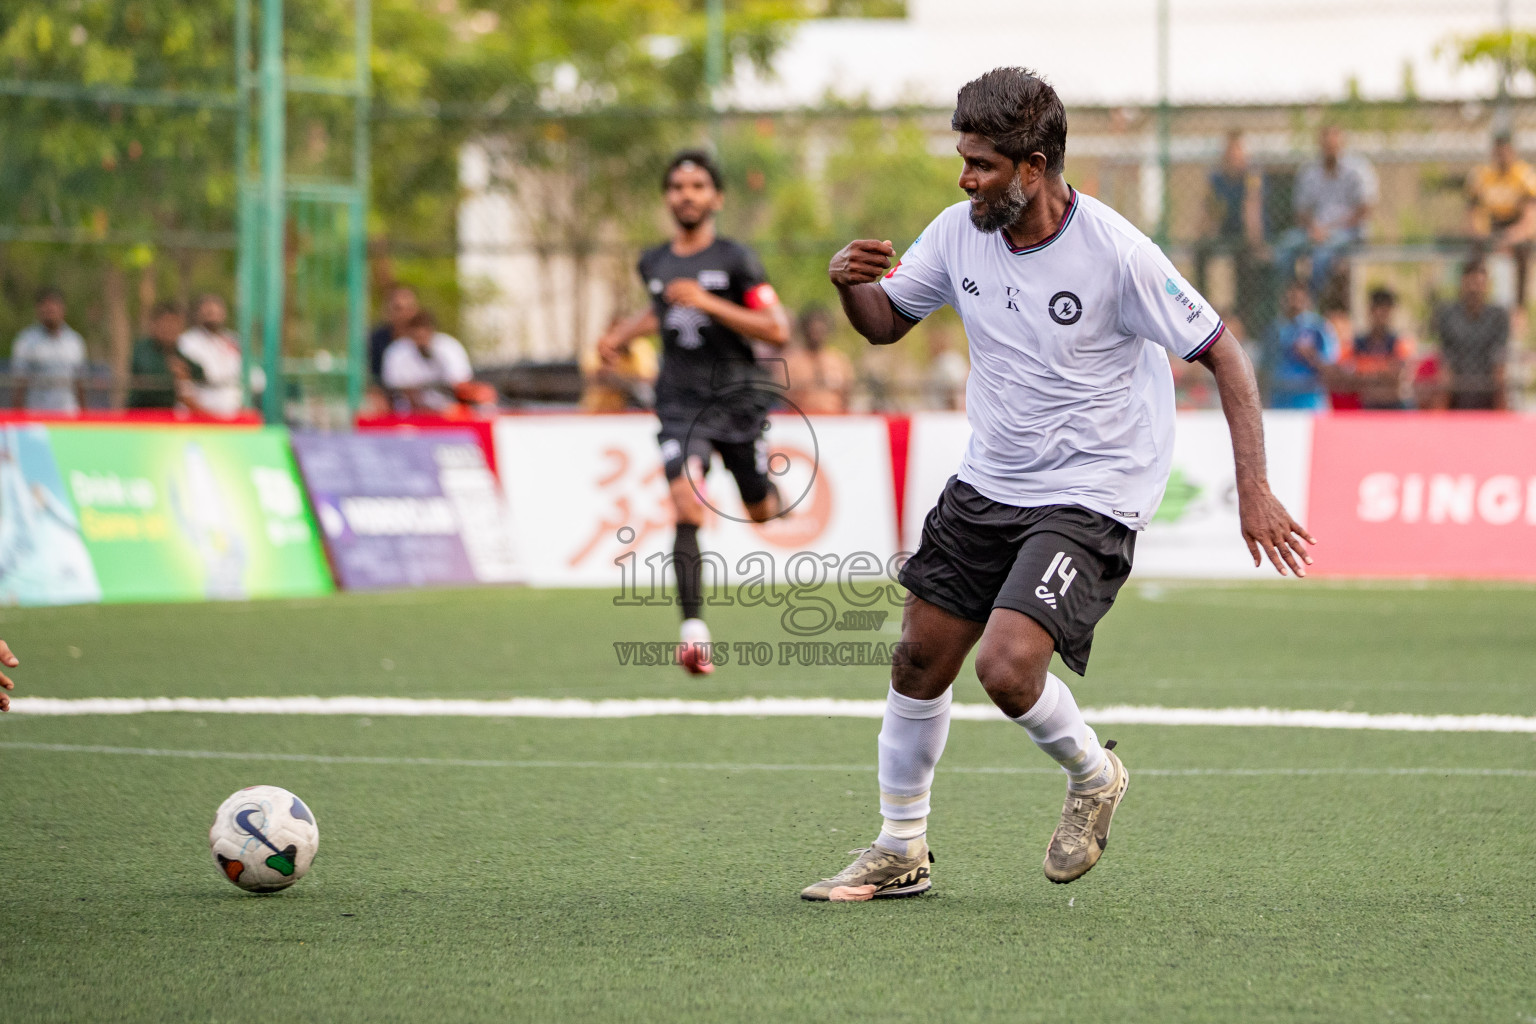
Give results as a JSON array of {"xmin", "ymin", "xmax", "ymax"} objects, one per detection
[
  {"xmin": 369, "ymin": 284, "xmax": 419, "ymax": 384},
  {"xmin": 178, "ymin": 294, "xmax": 247, "ymax": 418},
  {"xmin": 580, "ymin": 315, "xmax": 657, "ymax": 412},
  {"xmin": 11, "ymin": 287, "xmax": 86, "ymax": 413},
  {"xmin": 1467, "ymin": 132, "xmax": 1536, "ymax": 308},
  {"xmin": 922, "ymin": 324, "xmax": 968, "ymax": 411},
  {"xmin": 1338, "ymin": 287, "xmax": 1415, "ymax": 410},
  {"xmin": 854, "ymin": 343, "xmax": 916, "ymax": 413},
  {"xmin": 783, "ymin": 305, "xmax": 855, "ymax": 414},
  {"xmin": 1267, "ymin": 278, "xmax": 1340, "ymax": 410},
  {"xmin": 1274, "ymin": 125, "xmax": 1377, "ymax": 298},
  {"xmin": 1432, "ymin": 260, "xmax": 1509, "ymax": 410},
  {"xmin": 382, "ymin": 310, "xmax": 473, "ymax": 412},
  {"xmin": 1413, "ymin": 345, "xmax": 1449, "ymax": 411},
  {"xmin": 128, "ymin": 302, "xmax": 191, "ymax": 410},
  {"xmin": 1196, "ymin": 131, "xmax": 1266, "ymax": 331}
]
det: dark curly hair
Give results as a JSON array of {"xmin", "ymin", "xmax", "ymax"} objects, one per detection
[
  {"xmin": 662, "ymin": 149, "xmax": 723, "ymax": 192},
  {"xmin": 951, "ymin": 67, "xmax": 1068, "ymax": 176}
]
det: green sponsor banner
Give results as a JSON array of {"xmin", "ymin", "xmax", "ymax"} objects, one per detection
[{"xmin": 46, "ymin": 427, "xmax": 333, "ymax": 603}]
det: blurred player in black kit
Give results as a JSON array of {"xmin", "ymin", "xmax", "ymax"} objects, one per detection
[{"xmin": 597, "ymin": 150, "xmax": 790, "ymax": 675}]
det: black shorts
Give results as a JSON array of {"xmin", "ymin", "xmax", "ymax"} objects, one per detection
[
  {"xmin": 898, "ymin": 477, "xmax": 1136, "ymax": 675},
  {"xmin": 658, "ymin": 424, "xmax": 772, "ymax": 505}
]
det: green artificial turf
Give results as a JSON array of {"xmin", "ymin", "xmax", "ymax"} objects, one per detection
[{"xmin": 2, "ymin": 584, "xmax": 1534, "ymax": 1022}]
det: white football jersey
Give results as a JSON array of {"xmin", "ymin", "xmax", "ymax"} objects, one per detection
[{"xmin": 880, "ymin": 189, "xmax": 1224, "ymax": 530}]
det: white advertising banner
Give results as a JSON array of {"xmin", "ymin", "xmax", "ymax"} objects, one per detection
[
  {"xmin": 1134, "ymin": 411, "xmax": 1313, "ymax": 578},
  {"xmin": 494, "ymin": 414, "xmax": 899, "ymax": 588},
  {"xmin": 901, "ymin": 411, "xmax": 971, "ymax": 553},
  {"xmin": 903, "ymin": 410, "xmax": 1314, "ymax": 578}
]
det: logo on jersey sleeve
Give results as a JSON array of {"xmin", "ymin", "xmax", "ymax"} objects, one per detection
[
  {"xmin": 884, "ymin": 231, "xmax": 922, "ymax": 279},
  {"xmin": 1048, "ymin": 291, "xmax": 1083, "ymax": 325},
  {"xmin": 961, "ymin": 277, "xmax": 980, "ymax": 296},
  {"xmin": 1164, "ymin": 277, "xmax": 1205, "ymax": 322}
]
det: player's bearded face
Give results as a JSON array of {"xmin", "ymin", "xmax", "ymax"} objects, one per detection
[
  {"xmin": 967, "ymin": 173, "xmax": 1029, "ymax": 234},
  {"xmin": 666, "ymin": 177, "xmax": 718, "ymax": 230}
]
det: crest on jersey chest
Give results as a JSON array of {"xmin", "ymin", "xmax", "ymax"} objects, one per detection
[{"xmin": 1048, "ymin": 291, "xmax": 1083, "ymax": 325}]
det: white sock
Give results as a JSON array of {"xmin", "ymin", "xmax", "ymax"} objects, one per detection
[
  {"xmin": 1011, "ymin": 673, "xmax": 1110, "ymax": 791},
  {"xmin": 873, "ymin": 685, "xmax": 951, "ymax": 856},
  {"xmin": 680, "ymin": 618, "xmax": 710, "ymax": 646}
]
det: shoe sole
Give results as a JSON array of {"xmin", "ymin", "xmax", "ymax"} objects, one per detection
[
  {"xmin": 801, "ymin": 878, "xmax": 932, "ymax": 902},
  {"xmin": 800, "ymin": 865, "xmax": 933, "ymax": 902},
  {"xmin": 1045, "ymin": 760, "xmax": 1130, "ymax": 885}
]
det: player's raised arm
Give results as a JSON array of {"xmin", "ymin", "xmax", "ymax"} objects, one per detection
[
  {"xmin": 1196, "ymin": 332, "xmax": 1317, "ymax": 576},
  {"xmin": 830, "ymin": 240, "xmax": 916, "ymax": 346},
  {"xmin": 662, "ymin": 279, "xmax": 788, "ymax": 347}
]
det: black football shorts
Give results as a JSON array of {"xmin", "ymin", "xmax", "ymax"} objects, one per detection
[
  {"xmin": 657, "ymin": 422, "xmax": 773, "ymax": 506},
  {"xmin": 898, "ymin": 476, "xmax": 1136, "ymax": 675}
]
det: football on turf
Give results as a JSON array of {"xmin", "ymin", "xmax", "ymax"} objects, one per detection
[{"xmin": 209, "ymin": 785, "xmax": 319, "ymax": 893}]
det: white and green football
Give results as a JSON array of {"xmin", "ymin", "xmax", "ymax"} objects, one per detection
[{"xmin": 209, "ymin": 785, "xmax": 319, "ymax": 893}]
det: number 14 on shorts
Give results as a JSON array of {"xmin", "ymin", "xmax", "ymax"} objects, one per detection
[{"xmin": 1035, "ymin": 551, "xmax": 1078, "ymax": 609}]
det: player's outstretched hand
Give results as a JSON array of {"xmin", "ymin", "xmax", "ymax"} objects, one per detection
[
  {"xmin": 1239, "ymin": 487, "xmax": 1316, "ymax": 577},
  {"xmin": 829, "ymin": 240, "xmax": 895, "ymax": 287},
  {"xmin": 0, "ymin": 639, "xmax": 18, "ymax": 712}
]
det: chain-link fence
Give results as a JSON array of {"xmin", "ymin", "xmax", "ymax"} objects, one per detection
[{"xmin": 3, "ymin": 0, "xmax": 1533, "ymax": 421}]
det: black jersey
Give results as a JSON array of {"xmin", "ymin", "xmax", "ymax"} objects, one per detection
[{"xmin": 638, "ymin": 237, "xmax": 777, "ymax": 441}]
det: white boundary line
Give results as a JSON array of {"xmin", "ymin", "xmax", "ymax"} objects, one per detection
[
  {"xmin": 7, "ymin": 695, "xmax": 1536, "ymax": 733},
  {"xmin": 2, "ymin": 741, "xmax": 1533, "ymax": 777}
]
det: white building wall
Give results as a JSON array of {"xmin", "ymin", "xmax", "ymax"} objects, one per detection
[{"xmin": 457, "ymin": 142, "xmax": 626, "ymax": 363}]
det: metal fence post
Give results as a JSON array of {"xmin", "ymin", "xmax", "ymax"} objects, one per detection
[
  {"xmin": 260, "ymin": 0, "xmax": 286, "ymax": 426},
  {"xmin": 347, "ymin": 0, "xmax": 372, "ymax": 416}
]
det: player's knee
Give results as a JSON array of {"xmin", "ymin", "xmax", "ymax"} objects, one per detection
[
  {"xmin": 890, "ymin": 646, "xmax": 953, "ymax": 702},
  {"xmin": 974, "ymin": 631, "xmax": 1052, "ymax": 709}
]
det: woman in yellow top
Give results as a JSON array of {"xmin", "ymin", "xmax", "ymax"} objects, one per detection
[{"xmin": 1467, "ymin": 132, "xmax": 1536, "ymax": 306}]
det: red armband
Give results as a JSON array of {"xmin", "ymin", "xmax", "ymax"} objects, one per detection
[{"xmin": 744, "ymin": 283, "xmax": 779, "ymax": 310}]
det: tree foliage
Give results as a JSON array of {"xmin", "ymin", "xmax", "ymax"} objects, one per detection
[
  {"xmin": 1450, "ymin": 29, "xmax": 1536, "ymax": 86},
  {"xmin": 0, "ymin": 0, "xmax": 805, "ymax": 350},
  {"xmin": 0, "ymin": 0, "xmax": 956, "ymax": 373}
]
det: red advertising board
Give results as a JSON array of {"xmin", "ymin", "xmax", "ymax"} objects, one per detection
[
  {"xmin": 1308, "ymin": 413, "xmax": 1536, "ymax": 578},
  {"xmin": 356, "ymin": 414, "xmax": 498, "ymax": 474}
]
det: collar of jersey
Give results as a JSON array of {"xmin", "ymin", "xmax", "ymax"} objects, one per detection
[{"xmin": 1002, "ymin": 186, "xmax": 1078, "ymax": 256}]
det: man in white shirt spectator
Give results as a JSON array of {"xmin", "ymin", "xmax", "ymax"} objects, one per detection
[
  {"xmin": 381, "ymin": 310, "xmax": 473, "ymax": 412},
  {"xmin": 1274, "ymin": 125, "xmax": 1378, "ymax": 299},
  {"xmin": 11, "ymin": 287, "xmax": 87, "ymax": 413},
  {"xmin": 178, "ymin": 294, "xmax": 247, "ymax": 418}
]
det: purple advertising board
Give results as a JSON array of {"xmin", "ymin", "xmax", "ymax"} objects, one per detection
[{"xmin": 290, "ymin": 431, "xmax": 518, "ymax": 590}]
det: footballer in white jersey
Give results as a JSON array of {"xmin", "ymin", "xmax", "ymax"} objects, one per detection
[{"xmin": 801, "ymin": 67, "xmax": 1314, "ymax": 902}]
